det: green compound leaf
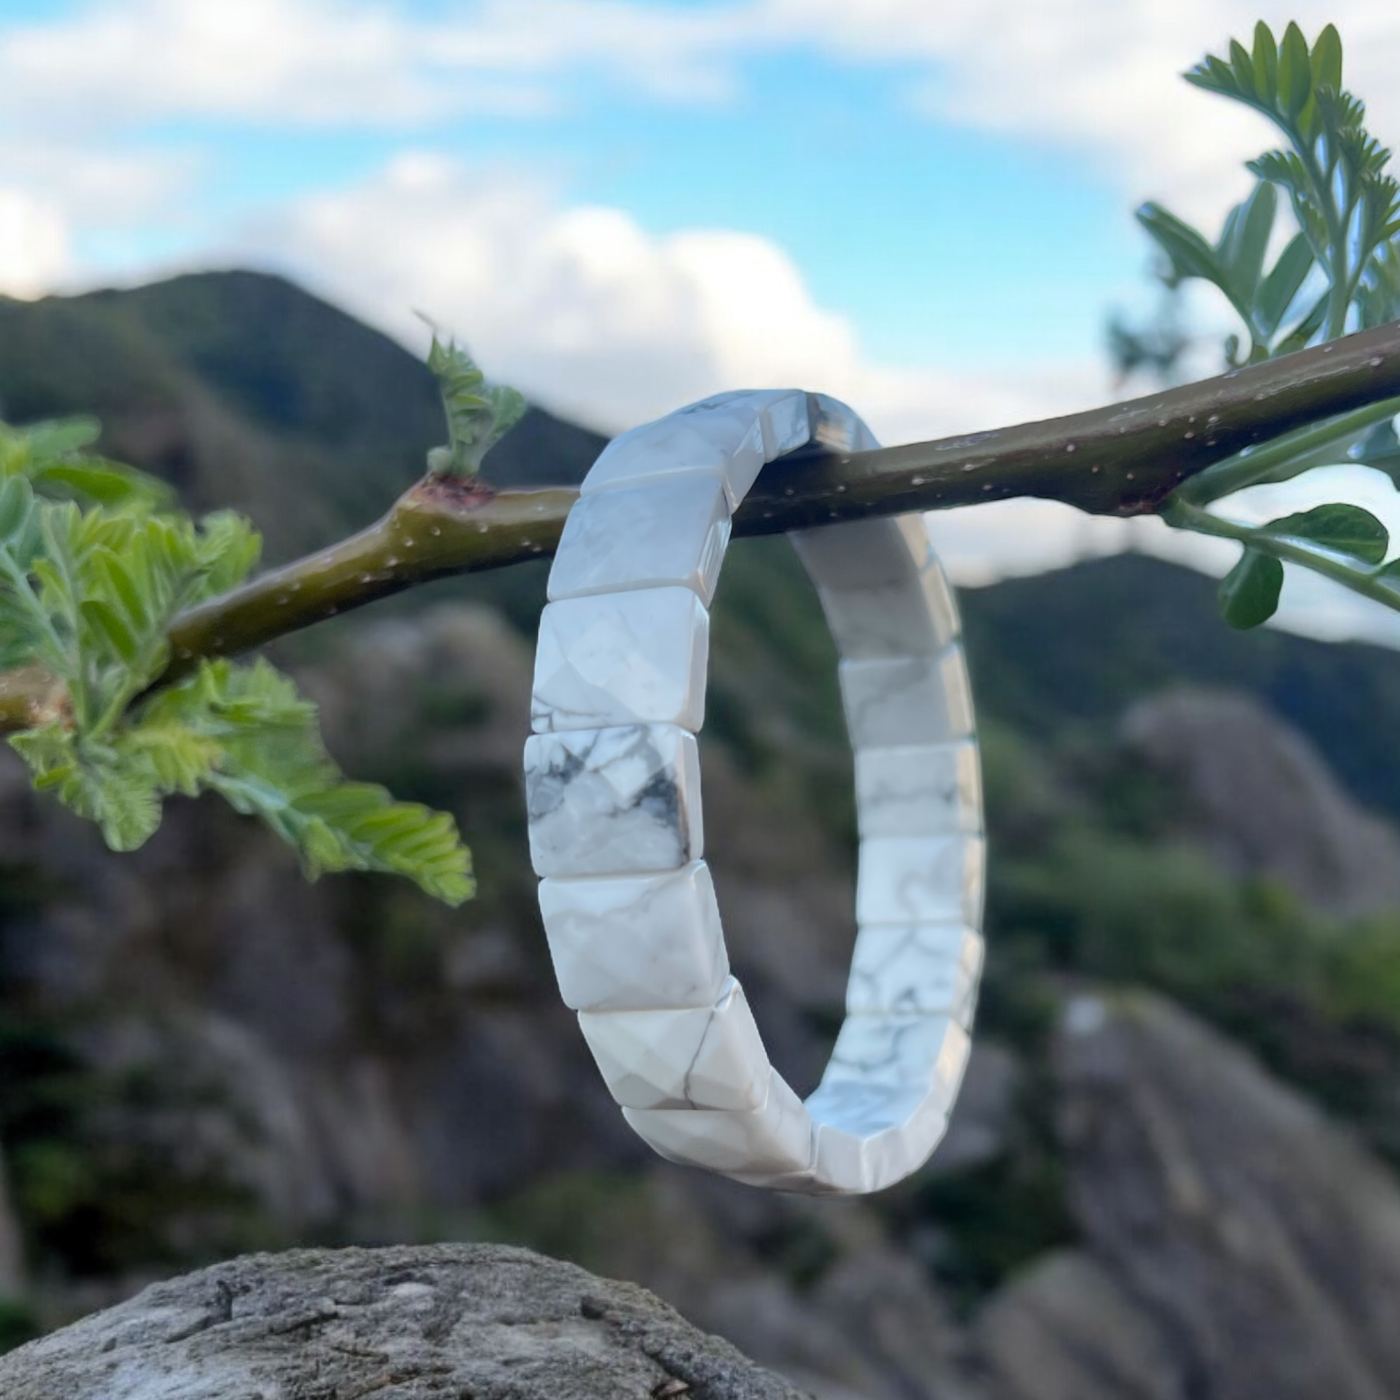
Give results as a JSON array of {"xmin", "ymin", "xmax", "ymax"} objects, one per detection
[
  {"xmin": 1218, "ymin": 547, "xmax": 1284, "ymax": 629},
  {"xmin": 118, "ymin": 721, "xmax": 222, "ymax": 798},
  {"xmin": 424, "ymin": 335, "xmax": 527, "ymax": 478},
  {"xmin": 1251, "ymin": 21, "xmax": 1279, "ymax": 96},
  {"xmin": 1277, "ymin": 21, "xmax": 1313, "ymax": 120},
  {"xmin": 1263, "ymin": 503, "xmax": 1390, "ymax": 564},
  {"xmin": 0, "ymin": 410, "xmax": 473, "ymax": 905},
  {"xmin": 1219, "ymin": 179, "xmax": 1276, "ymax": 305},
  {"xmin": 79, "ymin": 598, "xmax": 140, "ymax": 667},
  {"xmin": 147, "ymin": 658, "xmax": 475, "ymax": 905},
  {"xmin": 9, "ymin": 723, "xmax": 162, "ymax": 852}
]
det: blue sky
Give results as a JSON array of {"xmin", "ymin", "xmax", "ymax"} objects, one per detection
[
  {"xmin": 2, "ymin": 0, "xmax": 1400, "ymax": 642},
  {"xmin": 40, "ymin": 8, "xmax": 1144, "ymax": 369}
]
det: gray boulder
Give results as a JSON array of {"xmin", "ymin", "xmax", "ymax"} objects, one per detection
[
  {"xmin": 0, "ymin": 1243, "xmax": 808, "ymax": 1400},
  {"xmin": 1122, "ymin": 686, "xmax": 1400, "ymax": 914},
  {"xmin": 974, "ymin": 993, "xmax": 1400, "ymax": 1400}
]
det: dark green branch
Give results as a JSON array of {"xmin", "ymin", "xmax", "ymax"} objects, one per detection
[{"xmin": 1, "ymin": 317, "xmax": 1398, "ymax": 734}]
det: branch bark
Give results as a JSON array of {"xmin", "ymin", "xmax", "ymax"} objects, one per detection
[{"xmin": 1, "ymin": 317, "xmax": 1398, "ymax": 733}]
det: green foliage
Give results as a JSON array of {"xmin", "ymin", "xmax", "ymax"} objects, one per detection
[
  {"xmin": 977, "ymin": 727, "xmax": 1400, "ymax": 1168},
  {"xmin": 153, "ymin": 659, "xmax": 474, "ymax": 902},
  {"xmin": 1266, "ymin": 502, "xmax": 1389, "ymax": 561},
  {"xmin": 1134, "ymin": 22, "xmax": 1400, "ymax": 364},
  {"xmin": 0, "ymin": 417, "xmax": 473, "ymax": 903},
  {"xmin": 424, "ymin": 336, "xmax": 527, "ymax": 478},
  {"xmin": 1218, "ymin": 547, "xmax": 1284, "ymax": 628},
  {"xmin": 0, "ymin": 417, "xmax": 170, "ymax": 512},
  {"xmin": 1113, "ymin": 24, "xmax": 1400, "ymax": 633}
]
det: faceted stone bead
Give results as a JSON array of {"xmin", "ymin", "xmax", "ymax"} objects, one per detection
[
  {"xmin": 702, "ymin": 389, "xmax": 812, "ymax": 458},
  {"xmin": 581, "ymin": 405, "xmax": 766, "ymax": 507},
  {"xmin": 791, "ymin": 515, "xmax": 929, "ymax": 591},
  {"xmin": 854, "ymin": 741, "xmax": 982, "ymax": 838},
  {"xmin": 531, "ymin": 587, "xmax": 709, "ymax": 734},
  {"xmin": 806, "ymin": 1080, "xmax": 950, "ymax": 1194},
  {"xmin": 855, "ymin": 833, "xmax": 984, "ymax": 926},
  {"xmin": 547, "ymin": 475, "xmax": 732, "ymax": 606},
  {"xmin": 839, "ymin": 647, "xmax": 974, "ymax": 748},
  {"xmin": 813, "ymin": 556, "xmax": 960, "ymax": 659},
  {"xmin": 623, "ymin": 1067, "xmax": 814, "ymax": 1177},
  {"xmin": 794, "ymin": 514, "xmax": 956, "ymax": 661},
  {"xmin": 821, "ymin": 1014, "xmax": 971, "ymax": 1110},
  {"xmin": 809, "ymin": 393, "xmax": 882, "ymax": 453},
  {"xmin": 578, "ymin": 976, "xmax": 770, "ymax": 1109},
  {"xmin": 845, "ymin": 923, "xmax": 983, "ymax": 1023},
  {"xmin": 538, "ymin": 862, "xmax": 729, "ymax": 1011},
  {"xmin": 524, "ymin": 724, "xmax": 702, "ymax": 878}
]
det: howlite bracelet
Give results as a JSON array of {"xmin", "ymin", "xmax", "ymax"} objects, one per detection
[{"xmin": 523, "ymin": 390, "xmax": 983, "ymax": 1194}]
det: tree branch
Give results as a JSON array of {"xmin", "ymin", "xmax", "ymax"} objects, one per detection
[{"xmin": 0, "ymin": 318, "xmax": 1398, "ymax": 735}]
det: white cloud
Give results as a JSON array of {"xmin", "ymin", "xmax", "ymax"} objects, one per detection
[
  {"xmin": 223, "ymin": 151, "xmax": 1109, "ymax": 442},
  {"xmin": 3, "ymin": 0, "xmax": 1399, "ymax": 225},
  {"xmin": 0, "ymin": 0, "xmax": 750, "ymax": 132},
  {"xmin": 0, "ymin": 0, "xmax": 468, "ymax": 128},
  {"xmin": 0, "ymin": 188, "xmax": 71, "ymax": 298},
  {"xmin": 0, "ymin": 140, "xmax": 199, "ymax": 300},
  {"xmin": 735, "ymin": 0, "xmax": 1400, "ymax": 221}
]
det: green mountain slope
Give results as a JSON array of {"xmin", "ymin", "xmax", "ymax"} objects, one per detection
[
  {"xmin": 0, "ymin": 272, "xmax": 604, "ymax": 561},
  {"xmin": 962, "ymin": 554, "xmax": 1400, "ymax": 822},
  {"xmin": 5, "ymin": 269, "xmax": 1400, "ymax": 826}
]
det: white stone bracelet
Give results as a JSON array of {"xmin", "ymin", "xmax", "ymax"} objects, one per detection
[{"xmin": 523, "ymin": 390, "xmax": 984, "ymax": 1194}]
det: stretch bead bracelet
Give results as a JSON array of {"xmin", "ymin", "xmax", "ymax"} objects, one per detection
[{"xmin": 523, "ymin": 390, "xmax": 984, "ymax": 1194}]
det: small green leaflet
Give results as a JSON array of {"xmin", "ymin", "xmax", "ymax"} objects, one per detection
[
  {"xmin": 1218, "ymin": 548, "xmax": 1284, "ymax": 629},
  {"xmin": 1262, "ymin": 503, "xmax": 1389, "ymax": 564}
]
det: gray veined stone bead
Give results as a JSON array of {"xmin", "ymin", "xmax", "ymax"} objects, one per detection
[
  {"xmin": 854, "ymin": 741, "xmax": 982, "ymax": 838},
  {"xmin": 580, "ymin": 402, "xmax": 768, "ymax": 506},
  {"xmin": 524, "ymin": 724, "xmax": 702, "ymax": 878},
  {"xmin": 624, "ymin": 1067, "xmax": 815, "ymax": 1177},
  {"xmin": 839, "ymin": 647, "xmax": 975, "ymax": 748},
  {"xmin": 845, "ymin": 923, "xmax": 984, "ymax": 1022},
  {"xmin": 822, "ymin": 1014, "xmax": 971, "ymax": 1104},
  {"xmin": 578, "ymin": 976, "xmax": 771, "ymax": 1110},
  {"xmin": 855, "ymin": 834, "xmax": 985, "ymax": 927}
]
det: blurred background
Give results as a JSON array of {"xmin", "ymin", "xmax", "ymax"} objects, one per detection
[{"xmin": 6, "ymin": 3, "xmax": 1400, "ymax": 1398}]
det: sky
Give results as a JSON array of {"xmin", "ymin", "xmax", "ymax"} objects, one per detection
[{"xmin": 3, "ymin": 0, "xmax": 1400, "ymax": 644}]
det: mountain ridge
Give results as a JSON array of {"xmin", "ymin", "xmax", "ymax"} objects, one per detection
[{"xmin": 6, "ymin": 269, "xmax": 1400, "ymax": 823}]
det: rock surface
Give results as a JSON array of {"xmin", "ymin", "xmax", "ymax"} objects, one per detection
[
  {"xmin": 0, "ymin": 1243, "xmax": 806, "ymax": 1400},
  {"xmin": 976, "ymin": 993, "xmax": 1400, "ymax": 1400},
  {"xmin": 1122, "ymin": 686, "xmax": 1400, "ymax": 914}
]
